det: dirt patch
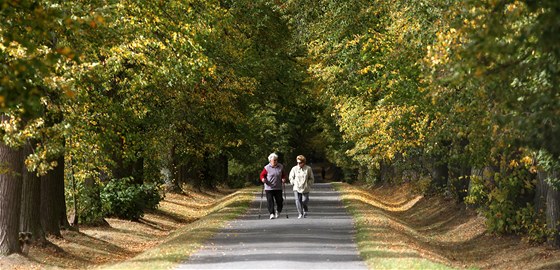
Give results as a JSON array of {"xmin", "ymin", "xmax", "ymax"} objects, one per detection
[
  {"xmin": 336, "ymin": 182, "xmax": 560, "ymax": 269},
  {"xmin": 0, "ymin": 186, "xmax": 233, "ymax": 270}
]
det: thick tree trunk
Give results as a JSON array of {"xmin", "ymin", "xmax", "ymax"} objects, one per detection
[
  {"xmin": 202, "ymin": 154, "xmax": 214, "ymax": 189},
  {"xmin": 202, "ymin": 154, "xmax": 228, "ymax": 188},
  {"xmin": 20, "ymin": 141, "xmax": 45, "ymax": 244},
  {"xmin": 449, "ymin": 163, "xmax": 471, "ymax": 202},
  {"xmin": 56, "ymin": 156, "xmax": 71, "ymax": 230},
  {"xmin": 132, "ymin": 157, "xmax": 144, "ymax": 184},
  {"xmin": 40, "ymin": 156, "xmax": 66, "ymax": 237},
  {"xmin": 219, "ymin": 154, "xmax": 228, "ymax": 184},
  {"xmin": 0, "ymin": 141, "xmax": 24, "ymax": 255},
  {"xmin": 431, "ymin": 140, "xmax": 451, "ymax": 192},
  {"xmin": 379, "ymin": 160, "xmax": 394, "ymax": 184},
  {"xmin": 535, "ymin": 169, "xmax": 549, "ymax": 215},
  {"xmin": 167, "ymin": 146, "xmax": 183, "ymax": 193},
  {"xmin": 83, "ymin": 177, "xmax": 108, "ymax": 226},
  {"xmin": 546, "ymin": 169, "xmax": 560, "ymax": 247},
  {"xmin": 432, "ymin": 161, "xmax": 449, "ymax": 191}
]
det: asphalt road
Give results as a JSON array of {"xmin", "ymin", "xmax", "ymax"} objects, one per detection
[{"xmin": 176, "ymin": 182, "xmax": 367, "ymax": 270}]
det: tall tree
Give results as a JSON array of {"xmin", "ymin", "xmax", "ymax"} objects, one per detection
[
  {"xmin": 0, "ymin": 121, "xmax": 24, "ymax": 255},
  {"xmin": 19, "ymin": 141, "xmax": 45, "ymax": 244},
  {"xmin": 40, "ymin": 156, "xmax": 66, "ymax": 237}
]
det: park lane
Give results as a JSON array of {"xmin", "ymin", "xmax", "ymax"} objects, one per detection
[{"xmin": 176, "ymin": 182, "xmax": 367, "ymax": 269}]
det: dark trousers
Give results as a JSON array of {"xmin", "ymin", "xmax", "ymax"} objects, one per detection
[{"xmin": 265, "ymin": 189, "xmax": 283, "ymax": 214}]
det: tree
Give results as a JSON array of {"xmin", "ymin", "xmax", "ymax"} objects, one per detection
[
  {"xmin": 0, "ymin": 124, "xmax": 24, "ymax": 255},
  {"xmin": 19, "ymin": 141, "xmax": 45, "ymax": 244},
  {"xmin": 40, "ymin": 156, "xmax": 66, "ymax": 237}
]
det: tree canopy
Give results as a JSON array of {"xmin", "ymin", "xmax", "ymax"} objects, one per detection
[{"xmin": 1, "ymin": 0, "xmax": 560, "ymax": 255}]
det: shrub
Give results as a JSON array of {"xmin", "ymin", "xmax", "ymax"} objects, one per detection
[
  {"xmin": 515, "ymin": 204, "xmax": 551, "ymax": 243},
  {"xmin": 465, "ymin": 158, "xmax": 549, "ymax": 241},
  {"xmin": 101, "ymin": 177, "xmax": 163, "ymax": 220}
]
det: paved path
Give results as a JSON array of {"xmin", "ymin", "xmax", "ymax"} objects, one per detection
[{"xmin": 176, "ymin": 183, "xmax": 367, "ymax": 270}]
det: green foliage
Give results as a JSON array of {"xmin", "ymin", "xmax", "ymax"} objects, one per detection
[
  {"xmin": 3, "ymin": 0, "xmax": 559, "ymax": 244},
  {"xmin": 536, "ymin": 150, "xmax": 560, "ymax": 189},
  {"xmin": 465, "ymin": 176, "xmax": 487, "ymax": 206},
  {"xmin": 227, "ymin": 159, "xmax": 258, "ymax": 188},
  {"xmin": 71, "ymin": 181, "xmax": 105, "ymax": 225},
  {"xmin": 515, "ymin": 204, "xmax": 551, "ymax": 243},
  {"xmin": 0, "ymin": 0, "xmax": 68, "ymax": 116},
  {"xmin": 3, "ymin": 0, "xmax": 306, "ymax": 193},
  {"xmin": 468, "ymin": 176, "xmax": 551, "ymax": 242},
  {"xmin": 101, "ymin": 177, "xmax": 163, "ymax": 221},
  {"xmin": 465, "ymin": 159, "xmax": 545, "ymax": 240}
]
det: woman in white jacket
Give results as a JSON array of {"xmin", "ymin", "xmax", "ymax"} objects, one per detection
[{"xmin": 289, "ymin": 155, "xmax": 315, "ymax": 218}]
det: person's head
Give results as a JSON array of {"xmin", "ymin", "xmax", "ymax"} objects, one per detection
[
  {"xmin": 268, "ymin": 153, "xmax": 279, "ymax": 165},
  {"xmin": 296, "ymin": 155, "xmax": 306, "ymax": 167}
]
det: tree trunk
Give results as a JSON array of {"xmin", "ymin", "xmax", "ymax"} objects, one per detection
[
  {"xmin": 535, "ymin": 169, "xmax": 549, "ymax": 215},
  {"xmin": 203, "ymin": 154, "xmax": 228, "ymax": 188},
  {"xmin": 431, "ymin": 140, "xmax": 451, "ymax": 193},
  {"xmin": 56, "ymin": 156, "xmax": 71, "ymax": 230},
  {"xmin": 132, "ymin": 157, "xmax": 144, "ymax": 184},
  {"xmin": 20, "ymin": 141, "xmax": 45, "ymax": 244},
  {"xmin": 431, "ymin": 161, "xmax": 449, "ymax": 192},
  {"xmin": 546, "ymin": 169, "xmax": 560, "ymax": 247},
  {"xmin": 68, "ymin": 153, "xmax": 79, "ymax": 227},
  {"xmin": 167, "ymin": 145, "xmax": 183, "ymax": 193},
  {"xmin": 449, "ymin": 163, "xmax": 471, "ymax": 203},
  {"xmin": 40, "ymin": 156, "xmax": 66, "ymax": 237},
  {"xmin": 220, "ymin": 154, "xmax": 228, "ymax": 184},
  {"xmin": 379, "ymin": 160, "xmax": 394, "ymax": 184},
  {"xmin": 202, "ymin": 154, "xmax": 213, "ymax": 189},
  {"xmin": 83, "ymin": 177, "xmax": 108, "ymax": 226},
  {"xmin": 0, "ymin": 141, "xmax": 24, "ymax": 255}
]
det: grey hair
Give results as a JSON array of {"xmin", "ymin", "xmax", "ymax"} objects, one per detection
[{"xmin": 268, "ymin": 153, "xmax": 279, "ymax": 161}]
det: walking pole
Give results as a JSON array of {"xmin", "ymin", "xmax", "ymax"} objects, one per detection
[
  {"xmin": 283, "ymin": 182, "xmax": 289, "ymax": 219},
  {"xmin": 258, "ymin": 183, "xmax": 264, "ymax": 219}
]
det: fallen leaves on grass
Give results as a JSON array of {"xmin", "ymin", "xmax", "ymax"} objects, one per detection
[
  {"xmin": 334, "ymin": 182, "xmax": 560, "ymax": 270},
  {"xmin": 0, "ymin": 185, "xmax": 252, "ymax": 270}
]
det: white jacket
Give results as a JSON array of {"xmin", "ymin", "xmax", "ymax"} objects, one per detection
[{"xmin": 289, "ymin": 164, "xmax": 314, "ymax": 193}]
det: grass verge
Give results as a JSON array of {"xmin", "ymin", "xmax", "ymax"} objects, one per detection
[
  {"xmin": 333, "ymin": 182, "xmax": 455, "ymax": 270},
  {"xmin": 0, "ymin": 185, "xmax": 257, "ymax": 270},
  {"xmin": 333, "ymin": 182, "xmax": 560, "ymax": 270},
  {"xmin": 97, "ymin": 187, "xmax": 256, "ymax": 270}
]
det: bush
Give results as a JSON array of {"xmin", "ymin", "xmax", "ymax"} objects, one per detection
[
  {"xmin": 465, "ymin": 160, "xmax": 548, "ymax": 241},
  {"xmin": 101, "ymin": 177, "xmax": 163, "ymax": 220},
  {"xmin": 515, "ymin": 204, "xmax": 551, "ymax": 243}
]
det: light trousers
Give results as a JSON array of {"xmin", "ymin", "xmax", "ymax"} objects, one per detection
[{"xmin": 293, "ymin": 191, "xmax": 309, "ymax": 215}]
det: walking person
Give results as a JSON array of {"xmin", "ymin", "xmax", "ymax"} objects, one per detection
[
  {"xmin": 260, "ymin": 153, "xmax": 286, "ymax": 219},
  {"xmin": 289, "ymin": 155, "xmax": 314, "ymax": 219}
]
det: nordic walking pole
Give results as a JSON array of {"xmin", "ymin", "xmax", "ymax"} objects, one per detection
[
  {"xmin": 283, "ymin": 182, "xmax": 289, "ymax": 219},
  {"xmin": 258, "ymin": 183, "xmax": 264, "ymax": 219}
]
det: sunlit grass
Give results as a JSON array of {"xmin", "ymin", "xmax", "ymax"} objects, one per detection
[
  {"xmin": 333, "ymin": 182, "xmax": 468, "ymax": 270},
  {"xmin": 97, "ymin": 187, "xmax": 257, "ymax": 270}
]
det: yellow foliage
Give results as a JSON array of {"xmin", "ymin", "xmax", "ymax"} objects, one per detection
[
  {"xmin": 509, "ymin": 159, "xmax": 519, "ymax": 169},
  {"xmin": 520, "ymin": 156, "xmax": 533, "ymax": 166}
]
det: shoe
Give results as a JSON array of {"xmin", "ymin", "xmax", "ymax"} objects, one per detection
[
  {"xmin": 298, "ymin": 214, "xmax": 303, "ymax": 219},
  {"xmin": 270, "ymin": 213, "xmax": 275, "ymax": 219},
  {"xmin": 274, "ymin": 210, "xmax": 279, "ymax": 218},
  {"xmin": 303, "ymin": 212, "xmax": 308, "ymax": 218}
]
